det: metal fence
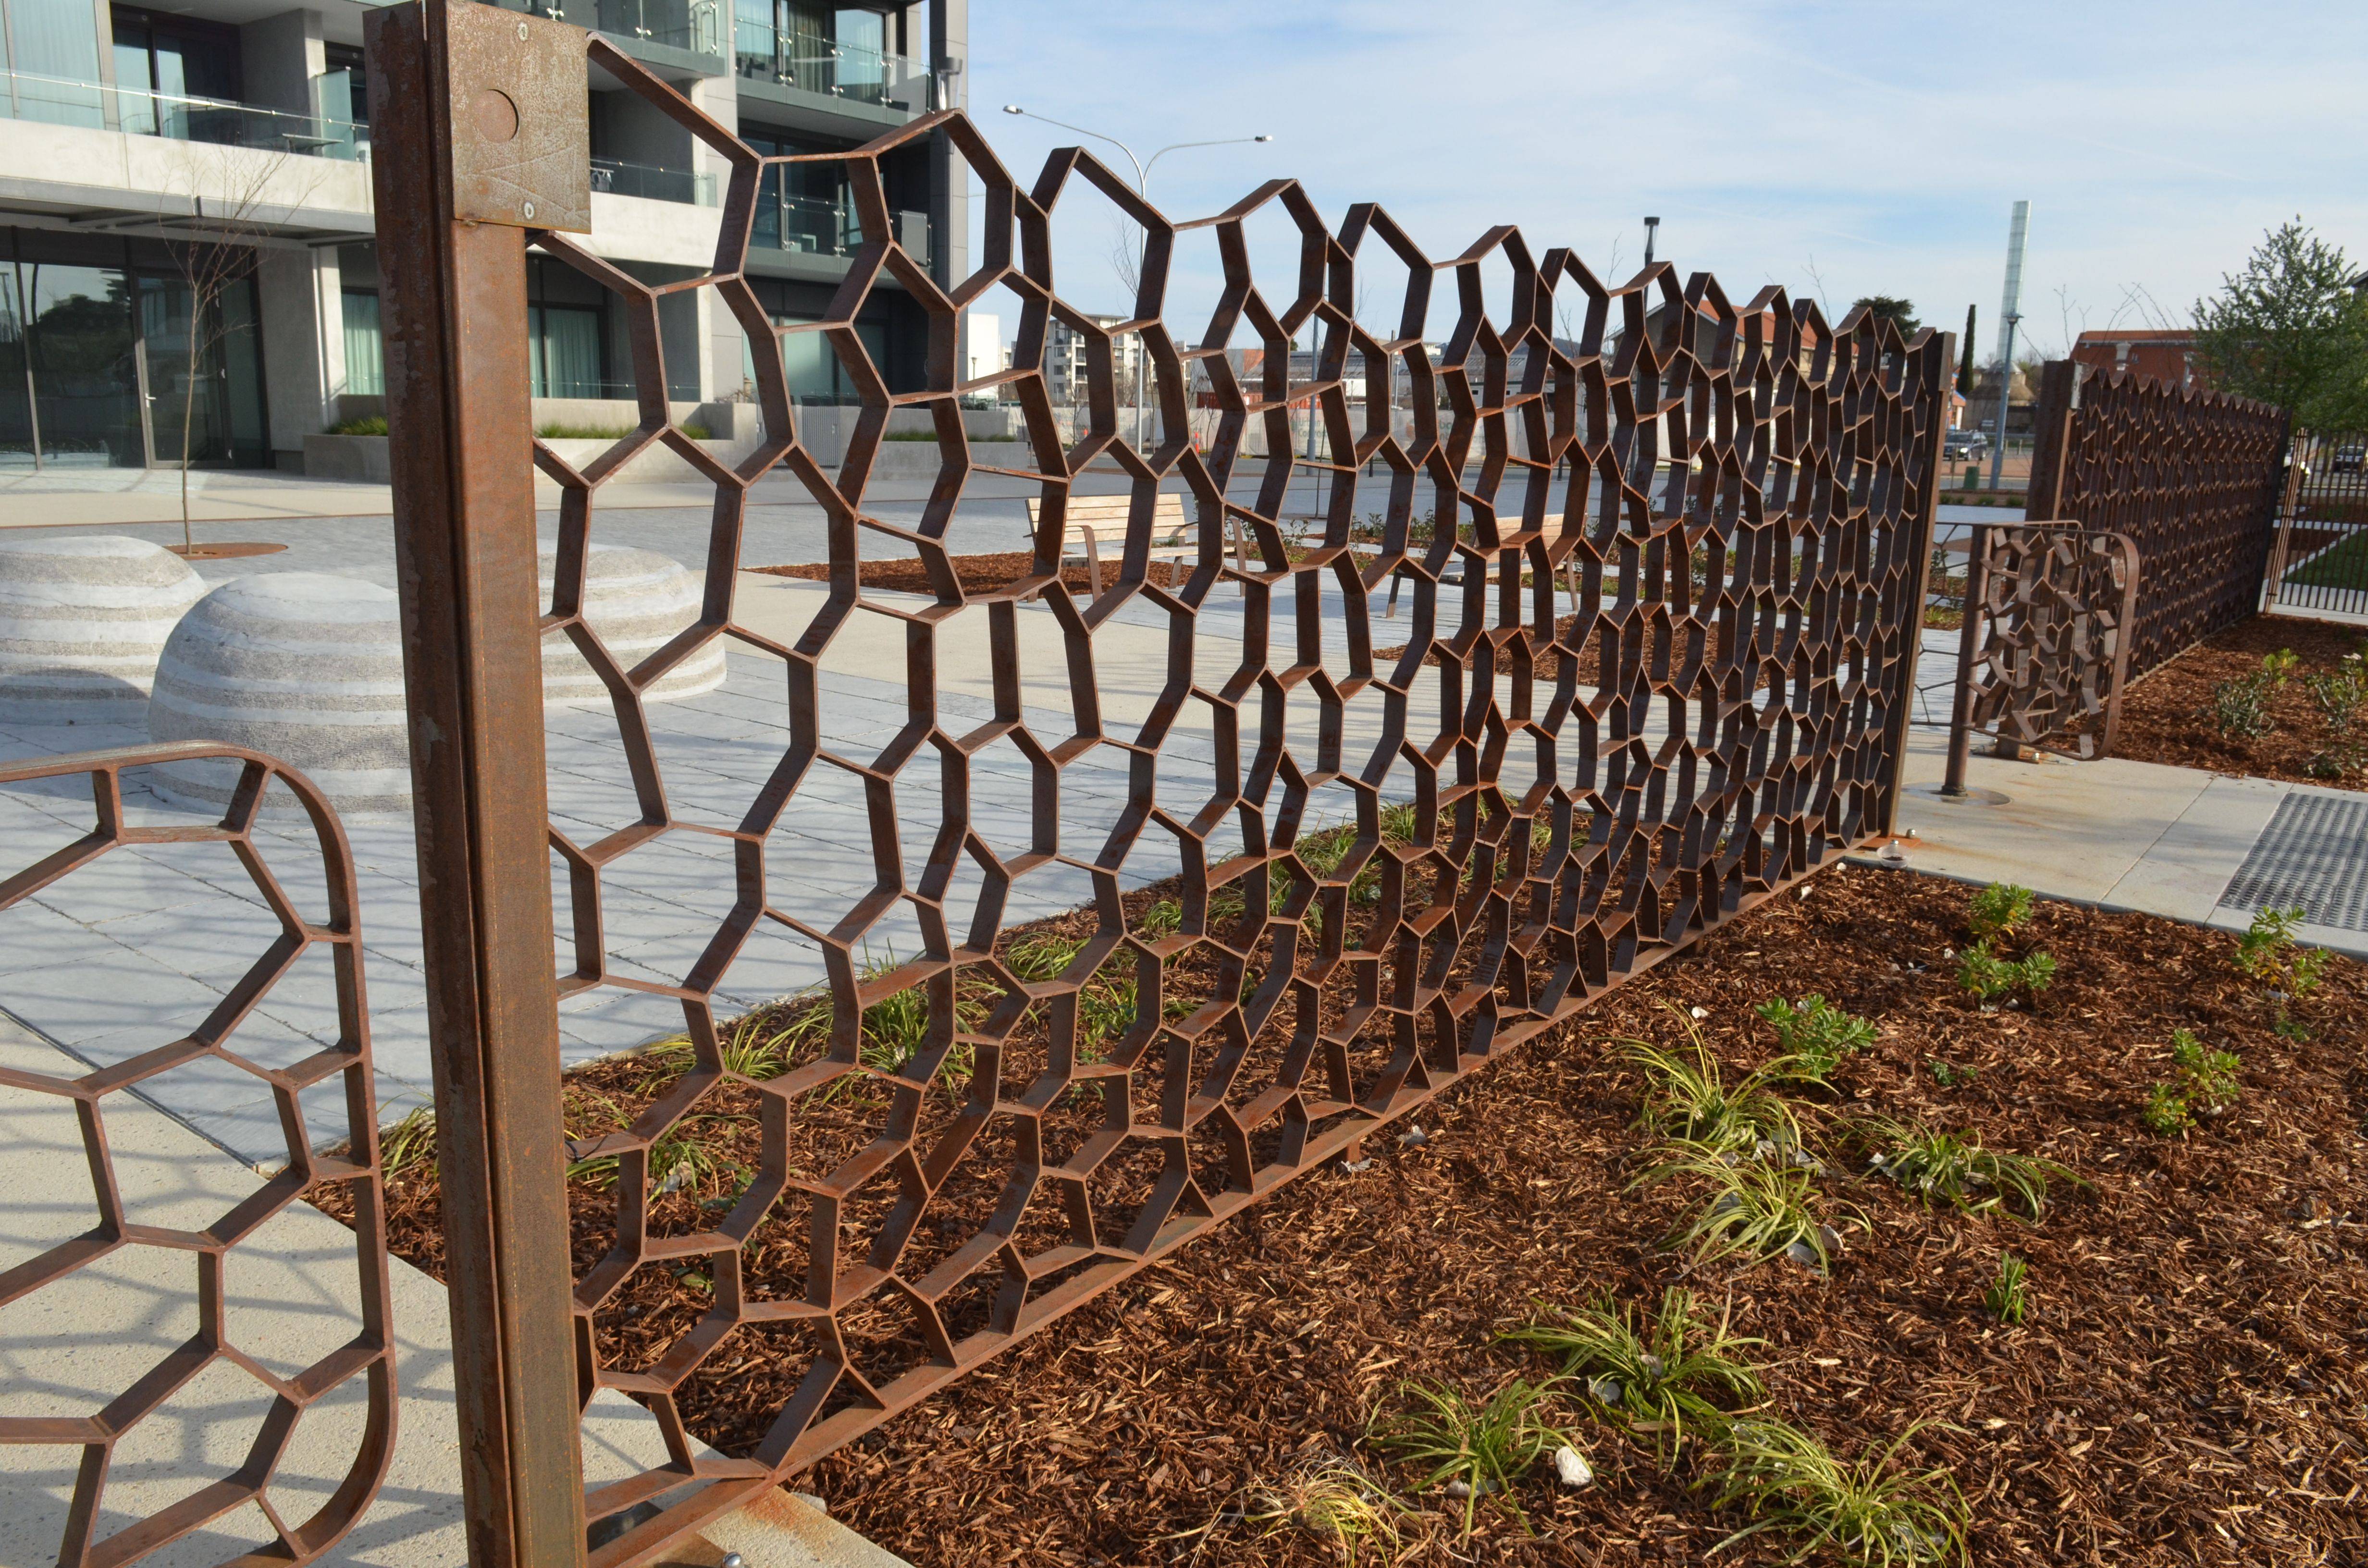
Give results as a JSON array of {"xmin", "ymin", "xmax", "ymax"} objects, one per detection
[
  {"xmin": 2267, "ymin": 431, "xmax": 2368, "ymax": 617},
  {"xmin": 0, "ymin": 1, "xmax": 1949, "ymax": 1562},
  {"xmin": 2024, "ymin": 359, "xmax": 2290, "ymax": 679}
]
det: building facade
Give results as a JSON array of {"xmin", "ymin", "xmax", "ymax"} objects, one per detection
[
  {"xmin": 0, "ymin": 0, "xmax": 966, "ymax": 472},
  {"xmin": 2071, "ymin": 328, "xmax": 2200, "ymax": 389}
]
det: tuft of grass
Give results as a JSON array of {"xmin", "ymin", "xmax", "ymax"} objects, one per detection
[
  {"xmin": 1005, "ymin": 931, "xmax": 1084, "ymax": 982},
  {"xmin": 1500, "ymin": 1287, "xmax": 1762, "ymax": 1461},
  {"xmin": 644, "ymin": 1010, "xmax": 801, "ymax": 1080},
  {"xmin": 379, "ymin": 1106, "xmax": 435, "ymax": 1178},
  {"xmin": 1367, "ymin": 1377, "xmax": 1571, "ymax": 1538},
  {"xmin": 327, "ymin": 413, "xmax": 388, "ymax": 436},
  {"xmin": 567, "ymin": 1116, "xmax": 748, "ymax": 1195},
  {"xmin": 1208, "ymin": 1457, "xmax": 1413, "ymax": 1565},
  {"xmin": 1634, "ymin": 1144, "xmax": 1839, "ymax": 1270},
  {"xmin": 1965, "ymin": 882, "xmax": 2034, "ymax": 941},
  {"xmin": 1703, "ymin": 1416, "xmax": 1968, "ymax": 1566},
  {"xmin": 1616, "ymin": 1017, "xmax": 1804, "ymax": 1154},
  {"xmin": 1754, "ymin": 995, "xmax": 1877, "ymax": 1084},
  {"xmin": 1955, "ymin": 937, "xmax": 2055, "ymax": 1005},
  {"xmin": 1860, "ymin": 1119, "xmax": 2076, "ymax": 1219},
  {"xmin": 1137, "ymin": 898, "xmax": 1183, "ymax": 937},
  {"xmin": 2232, "ymin": 906, "xmax": 2328, "ymax": 1040},
  {"xmin": 1985, "ymin": 1252, "xmax": 2030, "ymax": 1324}
]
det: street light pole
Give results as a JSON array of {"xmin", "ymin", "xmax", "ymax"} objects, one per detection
[{"xmin": 1002, "ymin": 105, "xmax": 1270, "ymax": 452}]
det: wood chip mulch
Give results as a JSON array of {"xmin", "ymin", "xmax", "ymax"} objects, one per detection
[
  {"xmin": 2107, "ymin": 616, "xmax": 2366, "ymax": 789},
  {"xmin": 752, "ymin": 552, "xmax": 1189, "ymax": 597},
  {"xmin": 309, "ymin": 864, "xmax": 2368, "ymax": 1565}
]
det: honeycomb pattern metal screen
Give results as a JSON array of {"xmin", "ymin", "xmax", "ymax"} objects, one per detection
[
  {"xmin": 535, "ymin": 47, "xmax": 1947, "ymax": 1552},
  {"xmin": 1959, "ymin": 524, "xmax": 2140, "ymax": 758},
  {"xmin": 0, "ymin": 743, "xmax": 395, "ymax": 1568},
  {"xmin": 2026, "ymin": 361, "xmax": 2288, "ymax": 678}
]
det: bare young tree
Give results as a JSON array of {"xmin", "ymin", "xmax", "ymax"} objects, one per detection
[{"xmin": 156, "ymin": 141, "xmax": 318, "ymax": 553}]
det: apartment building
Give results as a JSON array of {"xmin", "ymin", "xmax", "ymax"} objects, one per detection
[{"xmin": 0, "ymin": 0, "xmax": 967, "ymax": 472}]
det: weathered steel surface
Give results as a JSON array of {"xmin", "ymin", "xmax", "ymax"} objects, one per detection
[
  {"xmin": 444, "ymin": 1, "xmax": 592, "ymax": 233},
  {"xmin": 429, "ymin": 34, "xmax": 1958, "ymax": 1558},
  {"xmin": 1951, "ymin": 523, "xmax": 2142, "ymax": 760},
  {"xmin": 368, "ymin": 3, "xmax": 587, "ymax": 1565},
  {"xmin": 0, "ymin": 741, "xmax": 395, "ymax": 1568},
  {"xmin": 2024, "ymin": 358, "xmax": 2289, "ymax": 679}
]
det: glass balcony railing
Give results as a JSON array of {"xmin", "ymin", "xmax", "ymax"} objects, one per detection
[
  {"xmin": 752, "ymin": 191, "xmax": 930, "ymax": 265},
  {"xmin": 591, "ymin": 155, "xmax": 716, "ymax": 206},
  {"xmin": 498, "ymin": 0, "xmax": 725, "ymax": 58},
  {"xmin": 734, "ymin": 38, "xmax": 934, "ymax": 111},
  {"xmin": 1, "ymin": 68, "xmax": 369, "ymax": 158}
]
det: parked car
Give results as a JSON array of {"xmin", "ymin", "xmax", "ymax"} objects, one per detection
[
  {"xmin": 2332, "ymin": 443, "xmax": 2365, "ymax": 473},
  {"xmin": 1944, "ymin": 428, "xmax": 1990, "ymax": 460}
]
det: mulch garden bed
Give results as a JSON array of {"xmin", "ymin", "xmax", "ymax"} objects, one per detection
[
  {"xmin": 753, "ymin": 552, "xmax": 1190, "ymax": 597},
  {"xmin": 2108, "ymin": 616, "xmax": 2366, "ymax": 788},
  {"xmin": 309, "ymin": 862, "xmax": 2368, "ymax": 1565}
]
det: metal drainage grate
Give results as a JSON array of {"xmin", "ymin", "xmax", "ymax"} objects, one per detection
[{"xmin": 2220, "ymin": 791, "xmax": 2368, "ymax": 933}]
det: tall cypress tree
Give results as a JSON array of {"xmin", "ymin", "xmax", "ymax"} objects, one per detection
[{"xmin": 1957, "ymin": 305, "xmax": 1978, "ymax": 396}]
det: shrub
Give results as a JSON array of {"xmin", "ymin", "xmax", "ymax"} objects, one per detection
[
  {"xmin": 1501, "ymin": 1288, "xmax": 1762, "ymax": 1462},
  {"xmin": 1861, "ymin": 1119, "xmax": 2077, "ymax": 1218},
  {"xmin": 2233, "ymin": 906, "xmax": 2329, "ymax": 1039},
  {"xmin": 1703, "ymin": 1417, "xmax": 1969, "ymax": 1566},
  {"xmin": 2140, "ymin": 1080, "xmax": 2195, "ymax": 1138},
  {"xmin": 1985, "ymin": 1253, "xmax": 2030, "ymax": 1324},
  {"xmin": 2261, "ymin": 647, "xmax": 2300, "ymax": 687},
  {"xmin": 1965, "ymin": 882, "xmax": 2035, "ymax": 940},
  {"xmin": 2304, "ymin": 652, "xmax": 2366, "ymax": 733},
  {"xmin": 2144, "ymin": 1028, "xmax": 2241, "ymax": 1135},
  {"xmin": 1368, "ymin": 1377, "xmax": 1571, "ymax": 1537},
  {"xmin": 1956, "ymin": 937, "xmax": 2055, "ymax": 1004},
  {"xmin": 1754, "ymin": 994, "xmax": 1878, "ymax": 1083}
]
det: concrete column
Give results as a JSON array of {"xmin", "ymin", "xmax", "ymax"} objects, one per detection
[
  {"xmin": 255, "ymin": 245, "xmax": 345, "ymax": 467},
  {"xmin": 689, "ymin": 73, "xmax": 748, "ymax": 402},
  {"xmin": 929, "ymin": 0, "xmax": 968, "ymax": 373},
  {"xmin": 240, "ymin": 10, "xmax": 327, "ymax": 117}
]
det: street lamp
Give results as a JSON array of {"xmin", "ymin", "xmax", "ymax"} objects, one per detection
[{"xmin": 1001, "ymin": 105, "xmax": 1273, "ymax": 449}]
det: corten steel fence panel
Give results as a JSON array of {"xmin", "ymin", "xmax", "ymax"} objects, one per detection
[
  {"xmin": 2266, "ymin": 431, "xmax": 2368, "ymax": 617},
  {"xmin": 2023, "ymin": 358, "xmax": 2290, "ymax": 677},
  {"xmin": 1942, "ymin": 524, "xmax": 2141, "ymax": 774},
  {"xmin": 0, "ymin": 743, "xmax": 395, "ymax": 1568},
  {"xmin": 366, "ymin": 16, "xmax": 1951, "ymax": 1562}
]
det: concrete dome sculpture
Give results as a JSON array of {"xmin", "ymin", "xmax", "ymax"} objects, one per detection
[
  {"xmin": 538, "ymin": 541, "xmax": 727, "ymax": 704},
  {"xmin": 148, "ymin": 574, "xmax": 413, "ymax": 815},
  {"xmin": 0, "ymin": 535, "xmax": 207, "ymax": 724}
]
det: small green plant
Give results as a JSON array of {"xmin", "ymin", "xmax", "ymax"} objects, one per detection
[
  {"xmin": 1702, "ymin": 1416, "xmax": 1969, "ymax": 1566},
  {"xmin": 644, "ymin": 1010, "xmax": 800, "ymax": 1080},
  {"xmin": 1754, "ymin": 994, "xmax": 1878, "ymax": 1083},
  {"xmin": 1367, "ymin": 1377, "xmax": 1571, "ymax": 1537},
  {"xmin": 327, "ymin": 413, "xmax": 388, "ymax": 436},
  {"xmin": 567, "ymin": 1117, "xmax": 747, "ymax": 1194},
  {"xmin": 1955, "ymin": 937, "xmax": 2055, "ymax": 1005},
  {"xmin": 2304, "ymin": 651, "xmax": 2366, "ymax": 734},
  {"xmin": 2261, "ymin": 647, "xmax": 2300, "ymax": 687},
  {"xmin": 1005, "ymin": 930, "xmax": 1084, "ymax": 982},
  {"xmin": 1925, "ymin": 1057, "xmax": 1979, "ymax": 1089},
  {"xmin": 1616, "ymin": 1018, "xmax": 1803, "ymax": 1154},
  {"xmin": 1635, "ymin": 1144, "xmax": 1838, "ymax": 1270},
  {"xmin": 1137, "ymin": 897, "xmax": 1183, "ymax": 937},
  {"xmin": 2144, "ymin": 1029, "xmax": 2242, "ymax": 1135},
  {"xmin": 1500, "ymin": 1287, "xmax": 1762, "ymax": 1461},
  {"xmin": 2207, "ymin": 673, "xmax": 2276, "ymax": 739},
  {"xmin": 378, "ymin": 1106, "xmax": 436, "ymax": 1177},
  {"xmin": 1985, "ymin": 1252, "xmax": 2030, "ymax": 1324},
  {"xmin": 1965, "ymin": 882, "xmax": 2035, "ymax": 940},
  {"xmin": 2233, "ymin": 906, "xmax": 2329, "ymax": 1040},
  {"xmin": 1860, "ymin": 1119, "xmax": 2077, "ymax": 1218}
]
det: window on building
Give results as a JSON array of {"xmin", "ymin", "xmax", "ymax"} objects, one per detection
[
  {"xmin": 530, "ymin": 306, "xmax": 606, "ymax": 398},
  {"xmin": 341, "ymin": 289, "xmax": 382, "ymax": 397},
  {"xmin": 742, "ymin": 124, "xmax": 857, "ymax": 256},
  {"xmin": 111, "ymin": 8, "xmax": 241, "ymax": 139}
]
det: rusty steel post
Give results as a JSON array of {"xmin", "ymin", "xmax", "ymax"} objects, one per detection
[
  {"xmin": 1940, "ymin": 518, "xmax": 1989, "ymax": 796},
  {"xmin": 1884, "ymin": 330, "xmax": 1954, "ymax": 834},
  {"xmin": 367, "ymin": 4, "xmax": 591, "ymax": 1566}
]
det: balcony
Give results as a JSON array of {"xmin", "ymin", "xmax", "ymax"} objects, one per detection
[
  {"xmin": 1, "ymin": 68, "xmax": 368, "ymax": 159},
  {"xmin": 754, "ymin": 191, "xmax": 930, "ymax": 267},
  {"xmin": 496, "ymin": 0, "xmax": 727, "ymax": 65},
  {"xmin": 733, "ymin": 37, "xmax": 935, "ymax": 113},
  {"xmin": 592, "ymin": 156, "xmax": 715, "ymax": 206}
]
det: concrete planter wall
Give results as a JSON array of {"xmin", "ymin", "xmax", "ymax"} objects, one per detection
[
  {"xmin": 0, "ymin": 536, "xmax": 207, "ymax": 725},
  {"xmin": 148, "ymin": 574, "xmax": 413, "ymax": 816}
]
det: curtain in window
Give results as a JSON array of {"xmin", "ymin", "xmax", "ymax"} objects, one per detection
[
  {"xmin": 342, "ymin": 290, "xmax": 382, "ymax": 397},
  {"xmin": 532, "ymin": 305, "xmax": 604, "ymax": 398},
  {"xmin": 10, "ymin": 0, "xmax": 106, "ymax": 126}
]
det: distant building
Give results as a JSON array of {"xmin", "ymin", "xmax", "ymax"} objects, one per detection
[
  {"xmin": 964, "ymin": 311, "xmax": 1007, "ymax": 383},
  {"xmin": 2071, "ymin": 329, "xmax": 2200, "ymax": 389},
  {"xmin": 1042, "ymin": 314, "xmax": 1145, "ymax": 406}
]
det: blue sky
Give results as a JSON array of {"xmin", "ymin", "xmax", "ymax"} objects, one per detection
[{"xmin": 954, "ymin": 1, "xmax": 2368, "ymax": 363}]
